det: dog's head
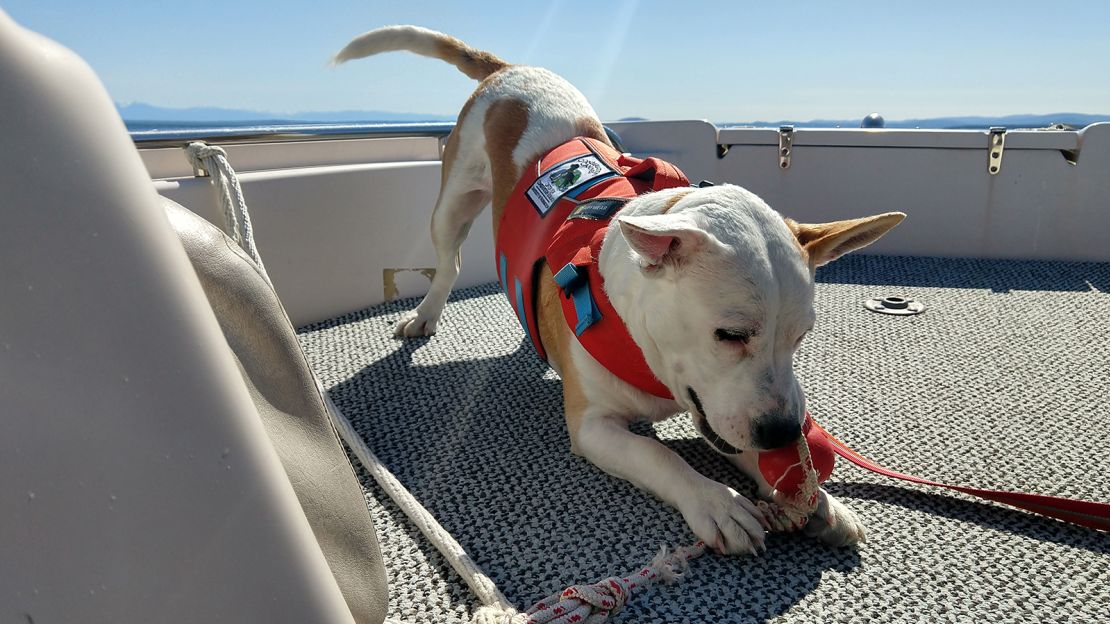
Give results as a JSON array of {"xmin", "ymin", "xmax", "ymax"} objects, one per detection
[{"xmin": 604, "ymin": 185, "xmax": 904, "ymax": 453}]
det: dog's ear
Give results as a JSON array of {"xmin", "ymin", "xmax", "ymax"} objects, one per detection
[
  {"xmin": 786, "ymin": 212, "xmax": 905, "ymax": 267},
  {"xmin": 617, "ymin": 213, "xmax": 714, "ymax": 267}
]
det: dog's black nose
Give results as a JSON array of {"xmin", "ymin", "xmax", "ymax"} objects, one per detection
[{"xmin": 751, "ymin": 416, "xmax": 802, "ymax": 450}]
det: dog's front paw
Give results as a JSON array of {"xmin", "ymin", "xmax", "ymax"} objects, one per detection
[
  {"xmin": 679, "ymin": 480, "xmax": 768, "ymax": 556},
  {"xmin": 393, "ymin": 309, "xmax": 440, "ymax": 337},
  {"xmin": 803, "ymin": 489, "xmax": 866, "ymax": 547}
]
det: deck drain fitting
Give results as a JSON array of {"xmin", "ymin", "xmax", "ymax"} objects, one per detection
[{"xmin": 864, "ymin": 295, "xmax": 925, "ymax": 316}]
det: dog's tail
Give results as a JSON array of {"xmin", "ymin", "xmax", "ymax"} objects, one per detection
[{"xmin": 332, "ymin": 25, "xmax": 509, "ymax": 81}]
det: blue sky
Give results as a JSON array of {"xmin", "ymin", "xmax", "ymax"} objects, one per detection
[{"xmin": 5, "ymin": 1, "xmax": 1109, "ymax": 122}]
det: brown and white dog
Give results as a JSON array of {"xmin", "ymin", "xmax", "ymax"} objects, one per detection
[{"xmin": 335, "ymin": 26, "xmax": 904, "ymax": 554}]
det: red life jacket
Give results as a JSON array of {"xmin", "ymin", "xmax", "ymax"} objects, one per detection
[{"xmin": 494, "ymin": 137, "xmax": 689, "ymax": 400}]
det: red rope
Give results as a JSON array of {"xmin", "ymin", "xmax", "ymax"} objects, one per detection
[{"xmin": 806, "ymin": 414, "xmax": 1110, "ymax": 531}]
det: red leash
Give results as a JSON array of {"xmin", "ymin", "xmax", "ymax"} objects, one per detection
[{"xmin": 806, "ymin": 415, "xmax": 1110, "ymax": 531}]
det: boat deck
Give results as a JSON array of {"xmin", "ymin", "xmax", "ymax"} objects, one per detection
[{"xmin": 298, "ymin": 255, "xmax": 1110, "ymax": 623}]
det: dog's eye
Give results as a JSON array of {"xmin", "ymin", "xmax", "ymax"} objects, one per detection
[{"xmin": 714, "ymin": 328, "xmax": 753, "ymax": 344}]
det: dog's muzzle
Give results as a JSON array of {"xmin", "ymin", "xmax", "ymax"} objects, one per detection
[{"xmin": 687, "ymin": 387, "xmax": 743, "ymax": 455}]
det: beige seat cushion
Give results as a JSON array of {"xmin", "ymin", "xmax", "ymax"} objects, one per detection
[{"xmin": 165, "ymin": 198, "xmax": 388, "ymax": 624}]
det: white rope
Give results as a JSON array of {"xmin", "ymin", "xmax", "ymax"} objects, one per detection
[
  {"xmin": 184, "ymin": 142, "xmax": 271, "ymax": 287},
  {"xmin": 320, "ymin": 389, "xmax": 515, "ymax": 613},
  {"xmin": 185, "ymin": 141, "xmax": 819, "ymax": 623}
]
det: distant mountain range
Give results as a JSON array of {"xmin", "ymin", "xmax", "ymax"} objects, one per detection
[{"xmin": 118, "ymin": 103, "xmax": 1107, "ymax": 130}]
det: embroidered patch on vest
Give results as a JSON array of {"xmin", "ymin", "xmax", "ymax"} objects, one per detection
[
  {"xmin": 526, "ymin": 153, "xmax": 616, "ymax": 216},
  {"xmin": 568, "ymin": 198, "xmax": 628, "ymax": 221}
]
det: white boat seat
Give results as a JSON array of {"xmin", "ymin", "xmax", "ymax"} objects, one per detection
[{"xmin": 0, "ymin": 10, "xmax": 385, "ymax": 623}]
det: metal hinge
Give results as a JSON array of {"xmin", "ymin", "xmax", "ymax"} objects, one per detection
[
  {"xmin": 778, "ymin": 126, "xmax": 794, "ymax": 169},
  {"xmin": 988, "ymin": 127, "xmax": 1006, "ymax": 175}
]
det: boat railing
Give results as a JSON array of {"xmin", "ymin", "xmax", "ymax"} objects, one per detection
[{"xmin": 129, "ymin": 122, "xmax": 458, "ymax": 149}]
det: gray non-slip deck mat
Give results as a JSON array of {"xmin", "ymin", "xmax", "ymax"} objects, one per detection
[{"xmin": 298, "ymin": 255, "xmax": 1110, "ymax": 624}]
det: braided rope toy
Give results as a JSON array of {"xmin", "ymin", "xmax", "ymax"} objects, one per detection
[
  {"xmin": 474, "ymin": 418, "xmax": 838, "ymax": 624},
  {"xmin": 755, "ymin": 415, "xmax": 837, "ymax": 531}
]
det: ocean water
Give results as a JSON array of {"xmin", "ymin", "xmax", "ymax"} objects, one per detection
[
  {"xmin": 126, "ymin": 119, "xmax": 455, "ymax": 140},
  {"xmin": 126, "ymin": 114, "xmax": 1108, "ymax": 141}
]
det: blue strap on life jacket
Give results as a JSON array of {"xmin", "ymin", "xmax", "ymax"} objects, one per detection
[{"xmin": 553, "ymin": 262, "xmax": 601, "ymax": 336}]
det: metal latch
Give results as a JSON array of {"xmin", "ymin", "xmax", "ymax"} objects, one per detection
[
  {"xmin": 778, "ymin": 126, "xmax": 794, "ymax": 169},
  {"xmin": 988, "ymin": 127, "xmax": 1006, "ymax": 175}
]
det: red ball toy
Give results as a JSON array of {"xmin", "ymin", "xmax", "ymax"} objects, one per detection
[{"xmin": 757, "ymin": 414, "xmax": 836, "ymax": 497}]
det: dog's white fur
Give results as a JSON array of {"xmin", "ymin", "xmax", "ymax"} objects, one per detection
[{"xmin": 335, "ymin": 26, "xmax": 905, "ymax": 554}]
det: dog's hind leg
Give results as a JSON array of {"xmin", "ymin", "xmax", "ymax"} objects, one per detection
[
  {"xmin": 394, "ymin": 183, "xmax": 490, "ymax": 337},
  {"xmin": 394, "ymin": 94, "xmax": 495, "ymax": 338}
]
